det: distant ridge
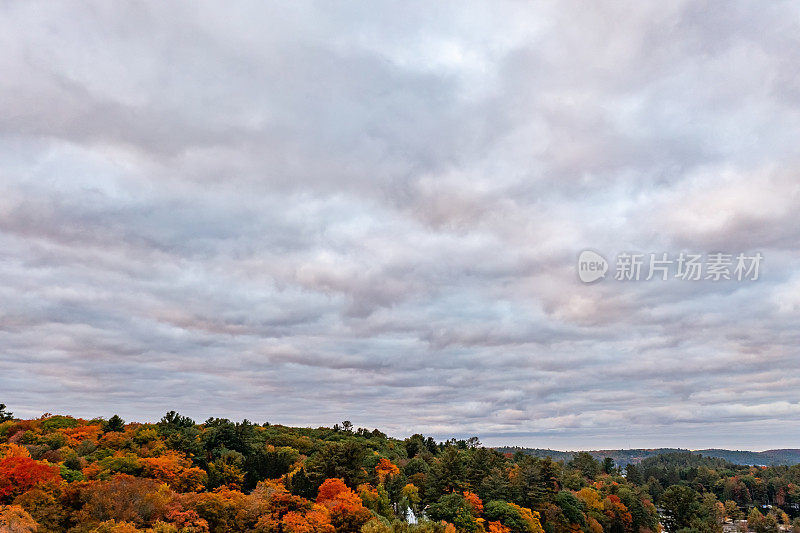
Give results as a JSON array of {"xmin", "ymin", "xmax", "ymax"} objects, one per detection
[{"xmin": 493, "ymin": 447, "xmax": 800, "ymax": 467}]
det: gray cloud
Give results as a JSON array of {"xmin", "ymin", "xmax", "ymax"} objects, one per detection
[{"xmin": 1, "ymin": 0, "xmax": 799, "ymax": 449}]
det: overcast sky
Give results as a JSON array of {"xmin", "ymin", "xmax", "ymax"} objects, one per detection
[{"xmin": 1, "ymin": 1, "xmax": 800, "ymax": 450}]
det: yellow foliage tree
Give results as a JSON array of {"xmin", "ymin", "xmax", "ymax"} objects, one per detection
[{"xmin": 576, "ymin": 488, "xmax": 604, "ymax": 512}]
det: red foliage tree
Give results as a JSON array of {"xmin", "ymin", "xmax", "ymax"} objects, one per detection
[{"xmin": 0, "ymin": 456, "xmax": 60, "ymax": 503}]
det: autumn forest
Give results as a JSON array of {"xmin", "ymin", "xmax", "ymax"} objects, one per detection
[{"xmin": 1, "ymin": 405, "xmax": 799, "ymax": 533}]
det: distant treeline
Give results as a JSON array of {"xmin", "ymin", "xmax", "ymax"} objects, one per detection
[{"xmin": 494, "ymin": 448, "xmax": 800, "ymax": 468}]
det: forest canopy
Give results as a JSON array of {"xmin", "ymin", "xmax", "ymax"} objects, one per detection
[{"xmin": 0, "ymin": 408, "xmax": 797, "ymax": 533}]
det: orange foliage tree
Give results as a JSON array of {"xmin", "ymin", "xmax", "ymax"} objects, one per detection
[
  {"xmin": 316, "ymin": 478, "xmax": 371, "ymax": 533},
  {"xmin": 488, "ymin": 521, "xmax": 513, "ymax": 533},
  {"xmin": 76, "ymin": 474, "xmax": 174, "ymax": 528},
  {"xmin": 375, "ymin": 458, "xmax": 400, "ymax": 483},
  {"xmin": 165, "ymin": 507, "xmax": 210, "ymax": 532},
  {"xmin": 60, "ymin": 423, "xmax": 103, "ymax": 447},
  {"xmin": 245, "ymin": 480, "xmax": 334, "ymax": 533},
  {"xmin": 281, "ymin": 508, "xmax": 336, "ymax": 533},
  {"xmin": 140, "ymin": 452, "xmax": 206, "ymax": 492},
  {"xmin": 0, "ymin": 504, "xmax": 40, "ymax": 533},
  {"xmin": 463, "ymin": 491, "xmax": 484, "ymax": 516}
]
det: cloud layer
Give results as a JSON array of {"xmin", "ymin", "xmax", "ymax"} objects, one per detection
[{"xmin": 1, "ymin": 0, "xmax": 799, "ymax": 449}]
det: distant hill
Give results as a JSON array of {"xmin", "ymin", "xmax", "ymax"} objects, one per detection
[
  {"xmin": 695, "ymin": 448, "xmax": 800, "ymax": 466},
  {"xmin": 494, "ymin": 447, "xmax": 800, "ymax": 467}
]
